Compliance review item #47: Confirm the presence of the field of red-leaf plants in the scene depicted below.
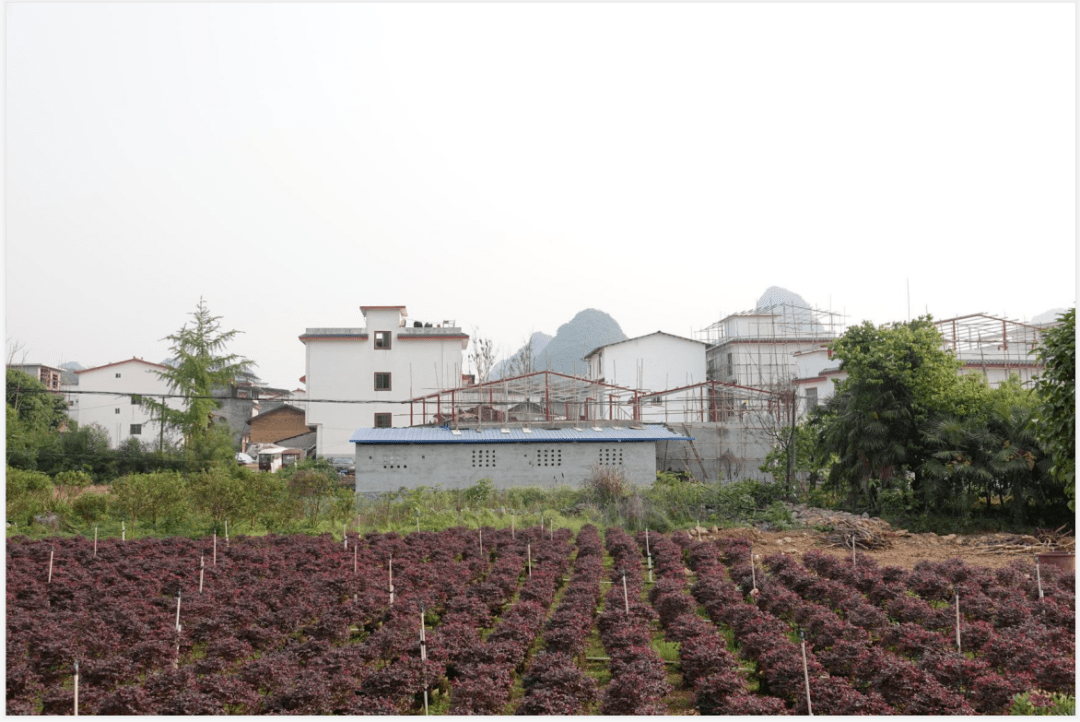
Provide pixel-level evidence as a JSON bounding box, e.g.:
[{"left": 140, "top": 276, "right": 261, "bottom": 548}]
[{"left": 6, "top": 524, "right": 1075, "bottom": 715}]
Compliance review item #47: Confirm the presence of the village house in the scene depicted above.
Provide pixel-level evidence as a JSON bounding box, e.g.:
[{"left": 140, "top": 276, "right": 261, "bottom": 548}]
[
  {"left": 350, "top": 423, "right": 692, "bottom": 492},
  {"left": 301, "top": 305, "right": 469, "bottom": 457},
  {"left": 62, "top": 357, "right": 185, "bottom": 449}
]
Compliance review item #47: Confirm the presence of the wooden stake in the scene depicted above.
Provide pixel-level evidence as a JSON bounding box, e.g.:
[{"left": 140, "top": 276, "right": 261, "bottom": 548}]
[
  {"left": 954, "top": 590, "right": 961, "bottom": 652},
  {"left": 47, "top": 547, "right": 54, "bottom": 584},
  {"left": 647, "top": 555, "right": 653, "bottom": 584},
  {"left": 479, "top": 526, "right": 484, "bottom": 556},
  {"left": 93, "top": 527, "right": 97, "bottom": 558},
  {"left": 799, "top": 631, "right": 813, "bottom": 716},
  {"left": 344, "top": 524, "right": 348, "bottom": 550},
  {"left": 645, "top": 527, "right": 651, "bottom": 557},
  {"left": 388, "top": 555, "right": 395, "bottom": 605},
  {"left": 1035, "top": 557, "right": 1044, "bottom": 599},
  {"left": 73, "top": 661, "right": 79, "bottom": 716},
  {"left": 353, "top": 544, "right": 358, "bottom": 575},
  {"left": 225, "top": 520, "right": 229, "bottom": 546},
  {"left": 750, "top": 548, "right": 757, "bottom": 592},
  {"left": 175, "top": 590, "right": 182, "bottom": 630},
  {"left": 527, "top": 543, "right": 532, "bottom": 577},
  {"left": 199, "top": 555, "right": 205, "bottom": 594},
  {"left": 213, "top": 534, "right": 217, "bottom": 566},
  {"left": 121, "top": 520, "right": 125, "bottom": 542},
  {"left": 622, "top": 569, "right": 630, "bottom": 614},
  {"left": 419, "top": 606, "right": 429, "bottom": 715}
]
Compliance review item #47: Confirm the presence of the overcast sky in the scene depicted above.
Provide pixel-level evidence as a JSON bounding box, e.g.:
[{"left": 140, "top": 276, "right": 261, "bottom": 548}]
[{"left": 6, "top": 2, "right": 1075, "bottom": 390}]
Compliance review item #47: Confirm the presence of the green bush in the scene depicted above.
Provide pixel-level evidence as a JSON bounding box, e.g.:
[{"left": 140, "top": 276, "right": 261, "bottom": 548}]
[
  {"left": 712, "top": 479, "right": 786, "bottom": 520},
  {"left": 110, "top": 471, "right": 189, "bottom": 528},
  {"left": 583, "top": 464, "right": 626, "bottom": 504},
  {"left": 1009, "top": 691, "right": 1075, "bottom": 716},
  {"left": 72, "top": 492, "right": 109, "bottom": 524},
  {"left": 6, "top": 466, "right": 55, "bottom": 525}
]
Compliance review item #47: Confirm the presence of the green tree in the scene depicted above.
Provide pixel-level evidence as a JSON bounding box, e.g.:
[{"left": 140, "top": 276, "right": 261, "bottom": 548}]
[
  {"left": 813, "top": 316, "right": 977, "bottom": 512},
  {"left": 110, "top": 471, "right": 189, "bottom": 528},
  {"left": 6, "top": 369, "right": 68, "bottom": 470},
  {"left": 188, "top": 464, "right": 256, "bottom": 529},
  {"left": 279, "top": 459, "right": 341, "bottom": 528},
  {"left": 141, "top": 299, "right": 252, "bottom": 464},
  {"left": 1034, "top": 308, "right": 1075, "bottom": 511}
]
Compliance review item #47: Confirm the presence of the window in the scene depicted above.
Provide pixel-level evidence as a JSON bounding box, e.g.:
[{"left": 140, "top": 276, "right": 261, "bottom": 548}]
[
  {"left": 472, "top": 449, "right": 496, "bottom": 468},
  {"left": 115, "top": 408, "right": 121, "bottom": 414},
  {"left": 537, "top": 449, "right": 562, "bottom": 467},
  {"left": 130, "top": 424, "right": 142, "bottom": 435},
  {"left": 374, "top": 413, "right": 392, "bottom": 428},
  {"left": 374, "top": 331, "right": 392, "bottom": 349},
  {"left": 598, "top": 447, "right": 624, "bottom": 466},
  {"left": 805, "top": 387, "right": 818, "bottom": 409},
  {"left": 115, "top": 372, "right": 122, "bottom": 378},
  {"left": 374, "top": 372, "right": 392, "bottom": 391}
]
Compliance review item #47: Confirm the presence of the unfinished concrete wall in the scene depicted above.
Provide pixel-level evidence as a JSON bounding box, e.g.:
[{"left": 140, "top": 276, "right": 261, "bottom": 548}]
[{"left": 656, "top": 422, "right": 774, "bottom": 483}]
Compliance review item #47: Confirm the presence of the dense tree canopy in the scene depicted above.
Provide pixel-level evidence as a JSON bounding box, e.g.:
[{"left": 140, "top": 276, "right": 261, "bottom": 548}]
[
  {"left": 1034, "top": 308, "right": 1075, "bottom": 511},
  {"left": 811, "top": 316, "right": 1066, "bottom": 524}
]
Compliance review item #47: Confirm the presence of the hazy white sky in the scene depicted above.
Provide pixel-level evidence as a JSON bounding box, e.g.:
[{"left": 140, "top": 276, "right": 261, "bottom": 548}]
[{"left": 5, "top": 2, "right": 1076, "bottom": 390}]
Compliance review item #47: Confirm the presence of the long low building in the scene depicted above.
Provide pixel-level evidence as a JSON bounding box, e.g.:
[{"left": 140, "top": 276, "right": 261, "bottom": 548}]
[{"left": 350, "top": 424, "right": 693, "bottom": 492}]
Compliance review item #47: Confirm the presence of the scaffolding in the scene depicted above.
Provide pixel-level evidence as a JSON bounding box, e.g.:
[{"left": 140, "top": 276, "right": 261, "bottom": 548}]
[
  {"left": 407, "top": 371, "right": 645, "bottom": 427},
  {"left": 934, "top": 313, "right": 1048, "bottom": 387},
  {"left": 696, "top": 302, "right": 845, "bottom": 389}
]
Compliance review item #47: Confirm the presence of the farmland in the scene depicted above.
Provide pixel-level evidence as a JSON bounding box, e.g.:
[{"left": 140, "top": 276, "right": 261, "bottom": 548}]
[{"left": 6, "top": 526, "right": 1075, "bottom": 715}]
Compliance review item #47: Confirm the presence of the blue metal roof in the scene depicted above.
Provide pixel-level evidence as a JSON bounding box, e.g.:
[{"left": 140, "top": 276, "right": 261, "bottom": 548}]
[{"left": 350, "top": 425, "right": 693, "bottom": 445}]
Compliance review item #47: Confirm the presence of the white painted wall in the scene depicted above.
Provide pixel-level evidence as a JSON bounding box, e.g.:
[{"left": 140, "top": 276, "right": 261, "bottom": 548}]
[
  {"left": 303, "top": 307, "right": 466, "bottom": 456},
  {"left": 589, "top": 333, "right": 706, "bottom": 392},
  {"left": 64, "top": 359, "right": 184, "bottom": 449}
]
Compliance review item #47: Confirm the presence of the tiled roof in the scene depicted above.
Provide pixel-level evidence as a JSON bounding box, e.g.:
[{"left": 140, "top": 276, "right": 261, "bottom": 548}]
[{"left": 350, "top": 424, "right": 693, "bottom": 445}]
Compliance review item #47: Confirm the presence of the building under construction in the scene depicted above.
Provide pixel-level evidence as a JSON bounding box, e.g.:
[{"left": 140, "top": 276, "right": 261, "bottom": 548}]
[{"left": 934, "top": 313, "right": 1049, "bottom": 388}]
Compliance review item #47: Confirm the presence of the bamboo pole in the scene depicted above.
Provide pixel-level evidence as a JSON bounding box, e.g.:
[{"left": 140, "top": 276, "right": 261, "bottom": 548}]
[
  {"left": 622, "top": 569, "right": 630, "bottom": 614},
  {"left": 93, "top": 527, "right": 97, "bottom": 558},
  {"left": 527, "top": 543, "right": 532, "bottom": 577},
  {"left": 213, "top": 534, "right": 217, "bottom": 566},
  {"left": 121, "top": 520, "right": 125, "bottom": 542},
  {"left": 47, "top": 547, "right": 54, "bottom": 584},
  {"left": 73, "top": 661, "right": 79, "bottom": 716},
  {"left": 1035, "top": 557, "right": 1044, "bottom": 599},
  {"left": 954, "top": 590, "right": 961, "bottom": 652},
  {"left": 799, "top": 630, "right": 813, "bottom": 716},
  {"left": 388, "top": 554, "right": 395, "bottom": 605}
]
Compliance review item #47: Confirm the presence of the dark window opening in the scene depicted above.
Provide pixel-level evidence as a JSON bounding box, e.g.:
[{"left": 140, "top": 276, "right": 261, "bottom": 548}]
[
  {"left": 374, "top": 331, "right": 392, "bottom": 349},
  {"left": 374, "top": 372, "right": 392, "bottom": 391}
]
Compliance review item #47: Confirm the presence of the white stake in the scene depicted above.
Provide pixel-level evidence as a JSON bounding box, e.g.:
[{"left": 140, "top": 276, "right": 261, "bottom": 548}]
[
  {"left": 47, "top": 547, "right": 54, "bottom": 584},
  {"left": 622, "top": 569, "right": 630, "bottom": 614},
  {"left": 122, "top": 520, "right": 126, "bottom": 542},
  {"left": 93, "top": 527, "right": 97, "bottom": 558},
  {"left": 417, "top": 510, "right": 420, "bottom": 534},
  {"left": 800, "top": 632, "right": 813, "bottom": 716},
  {"left": 199, "top": 555, "right": 205, "bottom": 594},
  {"left": 750, "top": 548, "right": 757, "bottom": 592},
  {"left": 213, "top": 534, "right": 217, "bottom": 566},
  {"left": 225, "top": 520, "right": 229, "bottom": 546},
  {"left": 388, "top": 555, "right": 394, "bottom": 605},
  {"left": 175, "top": 590, "right": 182, "bottom": 630},
  {"left": 73, "top": 661, "right": 79, "bottom": 716},
  {"left": 479, "top": 527, "right": 484, "bottom": 556},
  {"left": 420, "top": 606, "right": 429, "bottom": 715},
  {"left": 353, "top": 544, "right": 358, "bottom": 575},
  {"left": 851, "top": 535, "right": 856, "bottom": 567},
  {"left": 645, "top": 527, "right": 651, "bottom": 557},
  {"left": 954, "top": 590, "right": 961, "bottom": 652},
  {"left": 344, "top": 524, "right": 348, "bottom": 550},
  {"left": 1035, "top": 558, "right": 1044, "bottom": 599},
  {"left": 527, "top": 543, "right": 532, "bottom": 577},
  {"left": 647, "top": 554, "right": 653, "bottom": 584},
  {"left": 511, "top": 512, "right": 515, "bottom": 539}
]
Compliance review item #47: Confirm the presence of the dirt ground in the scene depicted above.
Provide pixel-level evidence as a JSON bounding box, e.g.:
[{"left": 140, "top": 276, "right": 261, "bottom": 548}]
[{"left": 684, "top": 526, "right": 1074, "bottom": 571}]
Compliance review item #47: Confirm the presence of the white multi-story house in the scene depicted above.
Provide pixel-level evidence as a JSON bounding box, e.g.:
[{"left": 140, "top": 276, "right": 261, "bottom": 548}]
[
  {"left": 63, "top": 357, "right": 185, "bottom": 449},
  {"left": 584, "top": 331, "right": 708, "bottom": 424},
  {"left": 300, "top": 305, "right": 469, "bottom": 457}
]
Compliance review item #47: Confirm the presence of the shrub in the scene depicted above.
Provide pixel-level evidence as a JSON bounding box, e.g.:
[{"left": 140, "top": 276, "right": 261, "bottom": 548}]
[
  {"left": 72, "top": 491, "right": 109, "bottom": 523},
  {"left": 583, "top": 464, "right": 626, "bottom": 503},
  {"left": 1008, "top": 690, "right": 1076, "bottom": 716}
]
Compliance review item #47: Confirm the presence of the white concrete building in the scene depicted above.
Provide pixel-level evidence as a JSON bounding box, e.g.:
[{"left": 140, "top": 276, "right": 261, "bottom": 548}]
[
  {"left": 301, "top": 305, "right": 468, "bottom": 457},
  {"left": 350, "top": 424, "right": 692, "bottom": 492},
  {"left": 585, "top": 331, "right": 707, "bottom": 390},
  {"left": 63, "top": 357, "right": 185, "bottom": 449}
]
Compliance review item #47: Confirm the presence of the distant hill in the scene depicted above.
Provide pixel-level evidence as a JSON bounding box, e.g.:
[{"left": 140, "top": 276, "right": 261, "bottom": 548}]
[
  {"left": 491, "top": 332, "right": 553, "bottom": 379},
  {"left": 58, "top": 361, "right": 84, "bottom": 385},
  {"left": 494, "top": 309, "right": 626, "bottom": 378}
]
